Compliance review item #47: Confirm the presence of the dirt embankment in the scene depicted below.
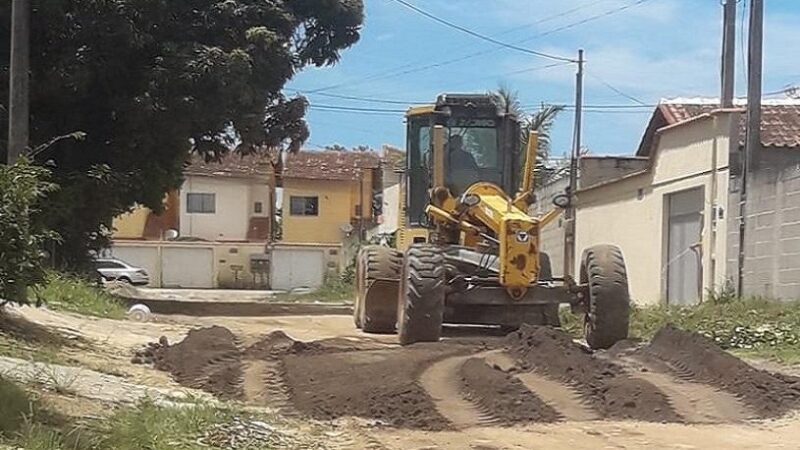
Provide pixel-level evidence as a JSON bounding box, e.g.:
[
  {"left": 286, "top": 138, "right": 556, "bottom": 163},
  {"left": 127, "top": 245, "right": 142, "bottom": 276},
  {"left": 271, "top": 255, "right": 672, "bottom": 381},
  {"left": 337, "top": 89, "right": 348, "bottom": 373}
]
[
  {"left": 146, "top": 322, "right": 800, "bottom": 430},
  {"left": 637, "top": 325, "right": 800, "bottom": 417},
  {"left": 153, "top": 326, "right": 243, "bottom": 400},
  {"left": 506, "top": 325, "right": 683, "bottom": 423}
]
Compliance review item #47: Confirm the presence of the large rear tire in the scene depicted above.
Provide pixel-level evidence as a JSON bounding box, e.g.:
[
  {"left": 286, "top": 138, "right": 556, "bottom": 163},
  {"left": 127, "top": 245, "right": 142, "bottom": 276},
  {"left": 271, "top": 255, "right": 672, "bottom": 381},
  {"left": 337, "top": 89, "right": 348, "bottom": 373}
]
[
  {"left": 580, "top": 245, "right": 630, "bottom": 350},
  {"left": 359, "top": 246, "right": 402, "bottom": 333},
  {"left": 397, "top": 244, "right": 446, "bottom": 345}
]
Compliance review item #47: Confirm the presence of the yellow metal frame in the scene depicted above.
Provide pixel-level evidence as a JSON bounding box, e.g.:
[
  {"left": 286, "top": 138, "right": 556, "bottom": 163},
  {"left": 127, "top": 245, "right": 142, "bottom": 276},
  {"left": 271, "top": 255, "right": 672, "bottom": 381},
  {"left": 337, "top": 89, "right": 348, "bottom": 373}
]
[{"left": 396, "top": 98, "right": 564, "bottom": 299}]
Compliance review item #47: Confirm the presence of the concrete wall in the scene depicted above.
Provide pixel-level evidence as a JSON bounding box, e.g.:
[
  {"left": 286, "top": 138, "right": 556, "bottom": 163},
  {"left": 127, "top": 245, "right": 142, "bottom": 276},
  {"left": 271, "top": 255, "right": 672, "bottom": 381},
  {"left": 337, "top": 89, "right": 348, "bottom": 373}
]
[
  {"left": 531, "top": 176, "right": 569, "bottom": 277},
  {"left": 109, "top": 240, "right": 270, "bottom": 288},
  {"left": 579, "top": 156, "right": 649, "bottom": 189},
  {"left": 575, "top": 113, "right": 735, "bottom": 305},
  {"left": 727, "top": 148, "right": 800, "bottom": 300},
  {"left": 379, "top": 183, "right": 401, "bottom": 234},
  {"left": 180, "top": 175, "right": 270, "bottom": 242}
]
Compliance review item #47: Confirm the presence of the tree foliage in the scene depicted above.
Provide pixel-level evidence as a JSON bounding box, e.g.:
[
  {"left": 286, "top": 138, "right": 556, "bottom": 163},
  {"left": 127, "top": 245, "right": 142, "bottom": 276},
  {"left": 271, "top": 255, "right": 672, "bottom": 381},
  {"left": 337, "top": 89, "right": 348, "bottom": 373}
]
[
  {"left": 0, "top": 159, "right": 58, "bottom": 304},
  {"left": 492, "top": 86, "right": 564, "bottom": 187},
  {"left": 0, "top": 0, "right": 364, "bottom": 266}
]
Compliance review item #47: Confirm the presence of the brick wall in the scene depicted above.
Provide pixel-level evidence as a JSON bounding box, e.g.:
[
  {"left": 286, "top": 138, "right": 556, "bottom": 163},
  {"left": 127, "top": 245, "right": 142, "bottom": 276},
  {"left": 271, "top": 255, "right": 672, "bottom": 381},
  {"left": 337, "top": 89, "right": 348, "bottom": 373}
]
[{"left": 728, "top": 147, "right": 800, "bottom": 299}]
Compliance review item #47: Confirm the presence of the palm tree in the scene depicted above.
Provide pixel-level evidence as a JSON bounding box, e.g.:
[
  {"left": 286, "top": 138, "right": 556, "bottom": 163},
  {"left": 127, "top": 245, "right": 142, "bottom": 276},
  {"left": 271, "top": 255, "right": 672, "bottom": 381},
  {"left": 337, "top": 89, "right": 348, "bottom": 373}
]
[{"left": 491, "top": 86, "right": 565, "bottom": 188}]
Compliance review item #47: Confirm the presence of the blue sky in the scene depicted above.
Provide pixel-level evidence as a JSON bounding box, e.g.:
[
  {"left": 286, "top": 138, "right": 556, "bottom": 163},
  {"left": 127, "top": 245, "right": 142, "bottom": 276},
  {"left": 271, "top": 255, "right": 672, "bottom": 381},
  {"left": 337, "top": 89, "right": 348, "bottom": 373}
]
[{"left": 285, "top": 0, "right": 800, "bottom": 158}]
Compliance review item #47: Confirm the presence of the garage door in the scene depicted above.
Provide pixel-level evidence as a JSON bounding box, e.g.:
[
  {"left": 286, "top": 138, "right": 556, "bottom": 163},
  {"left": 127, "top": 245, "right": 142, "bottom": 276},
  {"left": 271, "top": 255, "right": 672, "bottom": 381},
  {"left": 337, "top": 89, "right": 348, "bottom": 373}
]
[
  {"left": 270, "top": 248, "right": 325, "bottom": 291},
  {"left": 110, "top": 246, "right": 160, "bottom": 286},
  {"left": 162, "top": 247, "right": 214, "bottom": 288}
]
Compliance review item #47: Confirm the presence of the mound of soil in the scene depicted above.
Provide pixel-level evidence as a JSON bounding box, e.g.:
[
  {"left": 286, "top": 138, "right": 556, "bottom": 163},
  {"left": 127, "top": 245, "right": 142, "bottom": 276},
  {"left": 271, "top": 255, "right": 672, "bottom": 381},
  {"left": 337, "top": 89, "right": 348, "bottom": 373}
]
[
  {"left": 282, "top": 345, "right": 463, "bottom": 430},
  {"left": 639, "top": 325, "right": 800, "bottom": 417},
  {"left": 460, "top": 358, "right": 560, "bottom": 424},
  {"left": 244, "top": 330, "right": 323, "bottom": 360},
  {"left": 506, "top": 325, "right": 682, "bottom": 423},
  {"left": 153, "top": 326, "right": 243, "bottom": 400}
]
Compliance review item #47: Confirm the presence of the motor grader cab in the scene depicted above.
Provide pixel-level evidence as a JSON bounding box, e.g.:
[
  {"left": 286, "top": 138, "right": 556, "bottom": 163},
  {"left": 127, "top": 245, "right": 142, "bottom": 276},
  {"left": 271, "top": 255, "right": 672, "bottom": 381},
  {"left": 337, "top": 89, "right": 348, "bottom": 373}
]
[{"left": 354, "top": 94, "right": 631, "bottom": 349}]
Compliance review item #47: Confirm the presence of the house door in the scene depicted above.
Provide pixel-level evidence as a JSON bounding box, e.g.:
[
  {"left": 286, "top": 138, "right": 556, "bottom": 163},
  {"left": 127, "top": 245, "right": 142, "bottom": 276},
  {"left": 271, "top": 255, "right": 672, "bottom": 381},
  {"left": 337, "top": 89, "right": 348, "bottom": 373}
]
[{"left": 666, "top": 188, "right": 704, "bottom": 305}]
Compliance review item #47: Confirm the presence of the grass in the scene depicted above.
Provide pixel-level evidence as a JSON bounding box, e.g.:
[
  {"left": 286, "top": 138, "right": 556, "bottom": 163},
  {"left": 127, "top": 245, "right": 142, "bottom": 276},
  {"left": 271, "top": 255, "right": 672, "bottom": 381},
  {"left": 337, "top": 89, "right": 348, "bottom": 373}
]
[
  {"left": 33, "top": 272, "right": 127, "bottom": 320},
  {"left": 0, "top": 380, "right": 294, "bottom": 450},
  {"left": 560, "top": 297, "right": 800, "bottom": 363},
  {"left": 275, "top": 276, "right": 355, "bottom": 303}
]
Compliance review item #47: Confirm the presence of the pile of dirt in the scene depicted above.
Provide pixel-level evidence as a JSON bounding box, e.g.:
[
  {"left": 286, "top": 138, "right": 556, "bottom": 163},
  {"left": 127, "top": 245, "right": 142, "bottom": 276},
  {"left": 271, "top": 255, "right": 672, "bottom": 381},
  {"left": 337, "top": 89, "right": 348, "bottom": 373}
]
[
  {"left": 638, "top": 325, "right": 800, "bottom": 417},
  {"left": 459, "top": 357, "right": 560, "bottom": 424},
  {"left": 282, "top": 345, "right": 463, "bottom": 430},
  {"left": 153, "top": 326, "right": 243, "bottom": 400},
  {"left": 244, "top": 331, "right": 324, "bottom": 360},
  {"left": 506, "top": 325, "right": 682, "bottom": 423}
]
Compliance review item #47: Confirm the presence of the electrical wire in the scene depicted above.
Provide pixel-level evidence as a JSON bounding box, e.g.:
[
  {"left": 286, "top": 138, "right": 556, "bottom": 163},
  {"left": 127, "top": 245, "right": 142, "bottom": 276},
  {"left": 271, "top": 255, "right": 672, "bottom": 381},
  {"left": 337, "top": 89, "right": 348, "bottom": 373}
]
[
  {"left": 387, "top": 0, "right": 576, "bottom": 63},
  {"left": 587, "top": 72, "right": 648, "bottom": 106},
  {"left": 299, "top": 0, "right": 656, "bottom": 94}
]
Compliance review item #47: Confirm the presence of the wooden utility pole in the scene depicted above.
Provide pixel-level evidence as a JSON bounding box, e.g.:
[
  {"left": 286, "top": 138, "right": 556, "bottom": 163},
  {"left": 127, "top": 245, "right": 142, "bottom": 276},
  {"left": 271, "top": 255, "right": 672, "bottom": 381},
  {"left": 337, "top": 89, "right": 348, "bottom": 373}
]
[
  {"left": 737, "top": 0, "right": 764, "bottom": 296},
  {"left": 7, "top": 0, "right": 30, "bottom": 164},
  {"left": 721, "top": 0, "right": 736, "bottom": 107},
  {"left": 563, "top": 49, "right": 584, "bottom": 279}
]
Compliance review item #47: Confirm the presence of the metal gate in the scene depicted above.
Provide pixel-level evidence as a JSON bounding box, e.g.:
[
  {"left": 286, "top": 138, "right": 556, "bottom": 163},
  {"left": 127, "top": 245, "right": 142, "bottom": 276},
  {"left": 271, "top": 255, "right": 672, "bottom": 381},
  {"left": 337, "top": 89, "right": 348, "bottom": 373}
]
[
  {"left": 270, "top": 247, "right": 325, "bottom": 291},
  {"left": 665, "top": 188, "right": 704, "bottom": 305},
  {"left": 162, "top": 247, "right": 214, "bottom": 288}
]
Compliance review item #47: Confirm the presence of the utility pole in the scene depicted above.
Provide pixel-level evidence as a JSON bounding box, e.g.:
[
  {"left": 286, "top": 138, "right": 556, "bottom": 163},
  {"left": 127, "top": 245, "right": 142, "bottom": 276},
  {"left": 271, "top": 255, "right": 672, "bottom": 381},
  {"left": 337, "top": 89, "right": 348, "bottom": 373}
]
[
  {"left": 563, "top": 49, "right": 584, "bottom": 280},
  {"left": 737, "top": 0, "right": 764, "bottom": 296},
  {"left": 721, "top": 0, "right": 736, "bottom": 107},
  {"left": 7, "top": 0, "right": 30, "bottom": 164}
]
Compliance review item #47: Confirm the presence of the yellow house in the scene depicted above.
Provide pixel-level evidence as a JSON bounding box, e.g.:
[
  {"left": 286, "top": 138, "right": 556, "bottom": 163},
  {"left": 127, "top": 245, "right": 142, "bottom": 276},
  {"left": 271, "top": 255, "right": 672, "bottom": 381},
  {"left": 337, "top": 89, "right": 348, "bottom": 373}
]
[{"left": 280, "top": 151, "right": 381, "bottom": 245}]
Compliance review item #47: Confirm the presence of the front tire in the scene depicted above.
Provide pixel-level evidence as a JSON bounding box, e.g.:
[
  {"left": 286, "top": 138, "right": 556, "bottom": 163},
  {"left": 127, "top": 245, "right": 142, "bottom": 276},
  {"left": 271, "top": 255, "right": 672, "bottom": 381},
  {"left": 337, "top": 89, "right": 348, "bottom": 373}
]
[
  {"left": 360, "top": 246, "right": 402, "bottom": 333},
  {"left": 397, "top": 244, "right": 445, "bottom": 345},
  {"left": 581, "top": 245, "right": 630, "bottom": 350}
]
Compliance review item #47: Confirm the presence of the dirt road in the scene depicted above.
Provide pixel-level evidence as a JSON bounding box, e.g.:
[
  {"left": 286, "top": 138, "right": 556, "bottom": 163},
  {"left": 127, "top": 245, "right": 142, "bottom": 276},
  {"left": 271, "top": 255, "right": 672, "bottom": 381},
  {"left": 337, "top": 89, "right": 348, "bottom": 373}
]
[{"left": 15, "top": 306, "right": 800, "bottom": 449}]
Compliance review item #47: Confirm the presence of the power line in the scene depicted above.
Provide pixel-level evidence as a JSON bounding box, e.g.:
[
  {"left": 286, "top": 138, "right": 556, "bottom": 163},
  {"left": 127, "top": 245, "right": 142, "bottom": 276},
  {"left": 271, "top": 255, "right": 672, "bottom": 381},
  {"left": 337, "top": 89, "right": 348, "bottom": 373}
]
[
  {"left": 515, "top": 0, "right": 655, "bottom": 45},
  {"left": 587, "top": 72, "right": 648, "bottom": 106},
  {"left": 298, "top": 0, "right": 654, "bottom": 94},
  {"left": 387, "top": 0, "right": 576, "bottom": 63}
]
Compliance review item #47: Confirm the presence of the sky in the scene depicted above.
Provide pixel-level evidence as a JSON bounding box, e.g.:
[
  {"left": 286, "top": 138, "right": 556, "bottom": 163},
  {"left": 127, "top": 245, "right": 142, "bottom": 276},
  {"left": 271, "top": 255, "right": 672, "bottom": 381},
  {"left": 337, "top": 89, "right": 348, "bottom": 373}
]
[{"left": 285, "top": 0, "right": 800, "bottom": 159}]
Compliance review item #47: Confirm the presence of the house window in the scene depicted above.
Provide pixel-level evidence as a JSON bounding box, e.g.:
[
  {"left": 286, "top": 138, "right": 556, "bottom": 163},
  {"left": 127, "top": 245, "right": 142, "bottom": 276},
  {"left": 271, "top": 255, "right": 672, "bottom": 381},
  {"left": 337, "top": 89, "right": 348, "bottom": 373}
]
[
  {"left": 290, "top": 196, "right": 319, "bottom": 216},
  {"left": 254, "top": 202, "right": 263, "bottom": 214},
  {"left": 186, "top": 193, "right": 216, "bottom": 213}
]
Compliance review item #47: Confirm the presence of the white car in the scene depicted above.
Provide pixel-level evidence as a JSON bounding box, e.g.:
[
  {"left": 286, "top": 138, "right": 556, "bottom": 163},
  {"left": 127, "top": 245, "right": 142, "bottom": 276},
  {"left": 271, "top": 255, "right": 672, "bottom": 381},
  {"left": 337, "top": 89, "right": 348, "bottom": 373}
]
[{"left": 94, "top": 258, "right": 150, "bottom": 286}]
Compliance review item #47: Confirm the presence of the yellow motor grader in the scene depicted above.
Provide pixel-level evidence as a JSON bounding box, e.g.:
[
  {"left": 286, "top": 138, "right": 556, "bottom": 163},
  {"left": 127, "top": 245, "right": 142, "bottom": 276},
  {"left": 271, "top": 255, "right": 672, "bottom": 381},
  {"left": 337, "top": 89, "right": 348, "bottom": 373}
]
[{"left": 354, "top": 94, "right": 630, "bottom": 349}]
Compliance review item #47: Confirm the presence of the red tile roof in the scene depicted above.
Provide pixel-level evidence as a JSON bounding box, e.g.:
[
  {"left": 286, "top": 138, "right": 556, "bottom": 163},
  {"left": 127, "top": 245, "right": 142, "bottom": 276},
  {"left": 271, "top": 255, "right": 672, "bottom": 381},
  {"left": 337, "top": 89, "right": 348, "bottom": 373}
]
[
  {"left": 283, "top": 150, "right": 381, "bottom": 181},
  {"left": 638, "top": 99, "right": 800, "bottom": 155},
  {"left": 186, "top": 153, "right": 275, "bottom": 179}
]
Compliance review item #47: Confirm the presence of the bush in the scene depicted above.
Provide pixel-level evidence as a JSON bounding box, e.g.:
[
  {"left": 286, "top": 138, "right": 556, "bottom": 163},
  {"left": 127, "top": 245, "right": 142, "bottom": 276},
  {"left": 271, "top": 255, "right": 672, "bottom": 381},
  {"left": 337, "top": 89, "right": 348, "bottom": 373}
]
[
  {"left": 0, "top": 159, "right": 58, "bottom": 305},
  {"left": 34, "top": 272, "right": 127, "bottom": 320}
]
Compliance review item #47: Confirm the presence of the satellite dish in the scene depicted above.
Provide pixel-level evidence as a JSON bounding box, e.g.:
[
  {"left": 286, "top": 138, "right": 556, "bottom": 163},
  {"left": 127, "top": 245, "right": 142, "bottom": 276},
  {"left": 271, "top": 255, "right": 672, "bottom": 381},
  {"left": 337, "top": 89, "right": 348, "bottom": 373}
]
[
  {"left": 164, "top": 229, "right": 179, "bottom": 240},
  {"left": 340, "top": 223, "right": 354, "bottom": 235}
]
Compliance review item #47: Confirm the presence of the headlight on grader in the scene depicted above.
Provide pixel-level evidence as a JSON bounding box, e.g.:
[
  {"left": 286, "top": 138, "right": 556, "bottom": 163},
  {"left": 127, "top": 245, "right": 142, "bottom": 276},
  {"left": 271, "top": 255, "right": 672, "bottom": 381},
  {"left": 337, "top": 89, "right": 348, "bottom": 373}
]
[{"left": 461, "top": 193, "right": 481, "bottom": 207}]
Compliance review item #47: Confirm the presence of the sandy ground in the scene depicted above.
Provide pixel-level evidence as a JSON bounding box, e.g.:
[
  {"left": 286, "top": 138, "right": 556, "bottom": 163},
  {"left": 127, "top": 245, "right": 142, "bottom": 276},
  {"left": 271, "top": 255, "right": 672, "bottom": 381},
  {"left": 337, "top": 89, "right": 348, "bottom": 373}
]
[{"left": 9, "top": 305, "right": 800, "bottom": 449}]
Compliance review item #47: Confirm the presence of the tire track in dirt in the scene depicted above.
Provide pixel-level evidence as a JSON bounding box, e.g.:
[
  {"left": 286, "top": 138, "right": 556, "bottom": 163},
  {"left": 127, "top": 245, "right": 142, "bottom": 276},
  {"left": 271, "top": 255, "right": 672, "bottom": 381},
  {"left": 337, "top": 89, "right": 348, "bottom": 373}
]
[
  {"left": 617, "top": 354, "right": 754, "bottom": 423},
  {"left": 482, "top": 351, "right": 599, "bottom": 421},
  {"left": 419, "top": 355, "right": 496, "bottom": 428},
  {"left": 506, "top": 325, "right": 683, "bottom": 422},
  {"left": 633, "top": 325, "right": 800, "bottom": 418}
]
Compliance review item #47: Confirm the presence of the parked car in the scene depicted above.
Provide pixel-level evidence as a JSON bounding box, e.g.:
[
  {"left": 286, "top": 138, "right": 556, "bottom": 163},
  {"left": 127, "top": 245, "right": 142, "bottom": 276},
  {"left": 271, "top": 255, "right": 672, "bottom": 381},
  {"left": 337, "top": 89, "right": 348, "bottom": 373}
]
[{"left": 93, "top": 258, "right": 150, "bottom": 286}]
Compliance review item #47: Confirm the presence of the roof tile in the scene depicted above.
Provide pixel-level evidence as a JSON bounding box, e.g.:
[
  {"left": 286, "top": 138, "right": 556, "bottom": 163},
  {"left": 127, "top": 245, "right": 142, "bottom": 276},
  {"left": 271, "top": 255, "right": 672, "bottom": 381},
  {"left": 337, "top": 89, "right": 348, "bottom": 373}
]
[{"left": 283, "top": 150, "right": 380, "bottom": 181}]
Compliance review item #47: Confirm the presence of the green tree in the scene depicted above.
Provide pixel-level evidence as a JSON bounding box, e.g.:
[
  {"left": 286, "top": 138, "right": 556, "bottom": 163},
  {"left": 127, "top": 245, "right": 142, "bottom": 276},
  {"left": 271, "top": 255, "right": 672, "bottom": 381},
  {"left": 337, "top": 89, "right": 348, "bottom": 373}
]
[
  {"left": 0, "top": 159, "right": 58, "bottom": 304},
  {"left": 0, "top": 0, "right": 364, "bottom": 267},
  {"left": 492, "top": 86, "right": 564, "bottom": 187}
]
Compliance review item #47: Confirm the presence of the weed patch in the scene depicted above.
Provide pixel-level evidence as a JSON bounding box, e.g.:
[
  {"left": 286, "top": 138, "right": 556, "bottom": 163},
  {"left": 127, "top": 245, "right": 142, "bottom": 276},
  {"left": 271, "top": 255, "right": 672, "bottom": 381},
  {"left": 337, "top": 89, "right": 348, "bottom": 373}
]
[
  {"left": 560, "top": 298, "right": 800, "bottom": 363},
  {"left": 33, "top": 272, "right": 126, "bottom": 320}
]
